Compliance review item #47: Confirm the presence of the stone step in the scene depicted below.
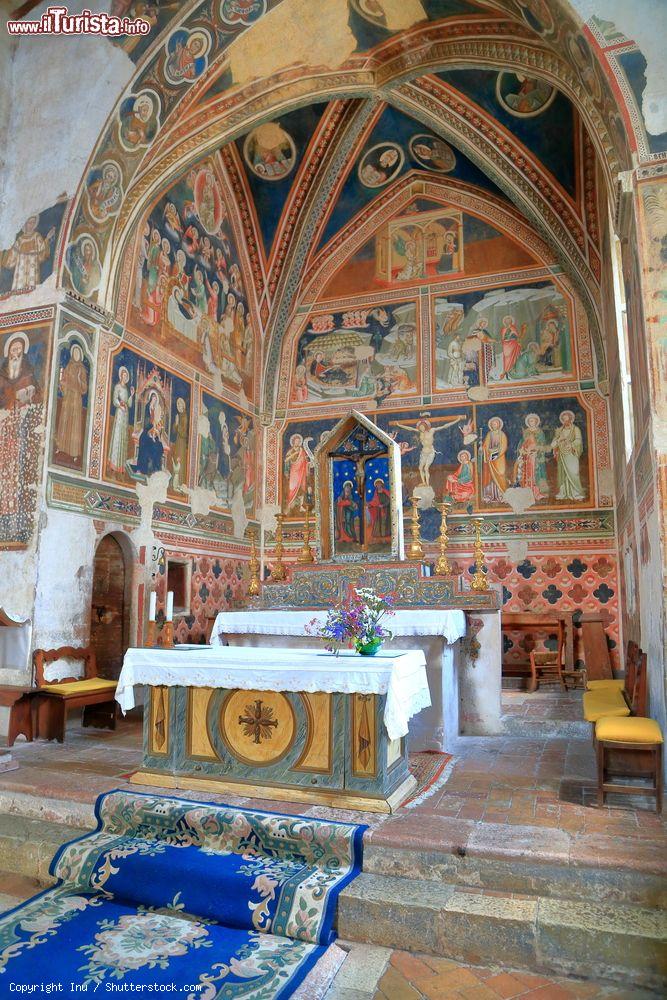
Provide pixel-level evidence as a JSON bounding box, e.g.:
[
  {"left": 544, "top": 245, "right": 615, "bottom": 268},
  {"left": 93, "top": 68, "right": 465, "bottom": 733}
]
[
  {"left": 362, "top": 839, "right": 666, "bottom": 909},
  {"left": 338, "top": 873, "right": 667, "bottom": 991},
  {"left": 0, "top": 813, "right": 88, "bottom": 884},
  {"left": 501, "top": 715, "right": 590, "bottom": 739}
]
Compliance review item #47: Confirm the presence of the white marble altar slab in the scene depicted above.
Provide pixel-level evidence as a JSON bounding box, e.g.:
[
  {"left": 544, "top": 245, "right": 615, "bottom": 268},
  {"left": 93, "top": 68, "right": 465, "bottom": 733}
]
[
  {"left": 117, "top": 645, "right": 430, "bottom": 741},
  {"left": 212, "top": 609, "right": 466, "bottom": 644}
]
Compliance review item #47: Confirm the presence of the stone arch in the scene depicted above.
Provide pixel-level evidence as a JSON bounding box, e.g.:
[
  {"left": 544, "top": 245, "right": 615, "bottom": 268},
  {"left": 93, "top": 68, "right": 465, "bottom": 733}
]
[{"left": 60, "top": 11, "right": 635, "bottom": 309}]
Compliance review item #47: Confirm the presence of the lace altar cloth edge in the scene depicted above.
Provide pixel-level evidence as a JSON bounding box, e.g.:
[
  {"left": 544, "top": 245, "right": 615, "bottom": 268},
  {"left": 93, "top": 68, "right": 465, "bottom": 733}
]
[
  {"left": 212, "top": 609, "right": 467, "bottom": 644},
  {"left": 118, "top": 646, "right": 430, "bottom": 741}
]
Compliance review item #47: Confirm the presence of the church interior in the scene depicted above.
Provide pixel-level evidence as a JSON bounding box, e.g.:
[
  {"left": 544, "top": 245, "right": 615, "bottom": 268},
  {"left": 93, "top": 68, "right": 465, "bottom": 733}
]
[{"left": 0, "top": 0, "right": 665, "bottom": 996}]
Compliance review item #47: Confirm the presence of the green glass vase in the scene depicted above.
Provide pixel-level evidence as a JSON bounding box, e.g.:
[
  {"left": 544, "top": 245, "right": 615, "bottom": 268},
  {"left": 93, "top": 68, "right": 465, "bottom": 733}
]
[{"left": 355, "top": 636, "right": 383, "bottom": 656}]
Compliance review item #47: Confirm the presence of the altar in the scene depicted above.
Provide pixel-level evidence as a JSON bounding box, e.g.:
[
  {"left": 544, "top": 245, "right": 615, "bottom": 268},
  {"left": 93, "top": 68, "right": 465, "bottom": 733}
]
[
  {"left": 218, "top": 563, "right": 503, "bottom": 752},
  {"left": 118, "top": 644, "right": 430, "bottom": 812}
]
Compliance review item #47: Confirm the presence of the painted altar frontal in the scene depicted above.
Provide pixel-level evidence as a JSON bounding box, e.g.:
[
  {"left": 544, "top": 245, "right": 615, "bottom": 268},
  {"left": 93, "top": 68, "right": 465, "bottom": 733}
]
[{"left": 119, "top": 645, "right": 430, "bottom": 813}]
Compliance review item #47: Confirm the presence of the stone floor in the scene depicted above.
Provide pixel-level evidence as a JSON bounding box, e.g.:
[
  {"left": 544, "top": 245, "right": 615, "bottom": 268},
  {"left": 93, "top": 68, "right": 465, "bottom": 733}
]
[
  {"left": 0, "top": 691, "right": 663, "bottom": 867},
  {"left": 368, "top": 949, "right": 656, "bottom": 1000},
  {"left": 0, "top": 690, "right": 663, "bottom": 995}
]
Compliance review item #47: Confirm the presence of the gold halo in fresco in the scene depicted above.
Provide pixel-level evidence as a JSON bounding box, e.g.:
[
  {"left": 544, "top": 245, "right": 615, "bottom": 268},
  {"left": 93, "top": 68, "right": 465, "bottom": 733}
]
[
  {"left": 243, "top": 122, "right": 297, "bottom": 181},
  {"left": 409, "top": 134, "right": 456, "bottom": 173},
  {"left": 358, "top": 142, "right": 404, "bottom": 188},
  {"left": 349, "top": 0, "right": 389, "bottom": 27},
  {"left": 495, "top": 72, "right": 556, "bottom": 118},
  {"left": 220, "top": 689, "right": 295, "bottom": 766}
]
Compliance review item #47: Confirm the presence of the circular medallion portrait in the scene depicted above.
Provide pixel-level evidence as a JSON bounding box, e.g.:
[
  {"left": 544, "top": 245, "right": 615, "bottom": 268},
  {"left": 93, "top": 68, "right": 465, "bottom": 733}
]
[
  {"left": 243, "top": 122, "right": 297, "bottom": 181},
  {"left": 517, "top": 0, "right": 555, "bottom": 36},
  {"left": 164, "top": 28, "right": 211, "bottom": 87},
  {"left": 409, "top": 134, "right": 456, "bottom": 173},
  {"left": 349, "top": 0, "right": 388, "bottom": 27},
  {"left": 358, "top": 142, "right": 404, "bottom": 188},
  {"left": 496, "top": 72, "right": 556, "bottom": 118}
]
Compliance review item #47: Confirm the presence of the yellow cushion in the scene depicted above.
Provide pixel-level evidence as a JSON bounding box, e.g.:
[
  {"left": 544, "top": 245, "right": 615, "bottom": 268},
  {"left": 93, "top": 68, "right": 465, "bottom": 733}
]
[
  {"left": 582, "top": 690, "right": 629, "bottom": 722},
  {"left": 596, "top": 716, "right": 663, "bottom": 745},
  {"left": 586, "top": 679, "right": 625, "bottom": 692},
  {"left": 40, "top": 678, "right": 117, "bottom": 697}
]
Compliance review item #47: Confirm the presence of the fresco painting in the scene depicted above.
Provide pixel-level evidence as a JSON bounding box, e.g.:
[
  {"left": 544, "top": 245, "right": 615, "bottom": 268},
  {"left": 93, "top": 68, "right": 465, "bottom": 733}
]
[
  {"left": 197, "top": 391, "right": 256, "bottom": 514},
  {"left": 0, "top": 323, "right": 51, "bottom": 548},
  {"left": 0, "top": 201, "right": 66, "bottom": 297},
  {"left": 128, "top": 159, "right": 254, "bottom": 398},
  {"left": 434, "top": 282, "right": 573, "bottom": 389},
  {"left": 243, "top": 122, "right": 297, "bottom": 181},
  {"left": 51, "top": 338, "right": 92, "bottom": 473},
  {"left": 376, "top": 206, "right": 463, "bottom": 282},
  {"left": 495, "top": 72, "right": 556, "bottom": 117},
  {"left": 105, "top": 348, "right": 192, "bottom": 496},
  {"left": 292, "top": 302, "right": 418, "bottom": 406},
  {"left": 322, "top": 204, "right": 533, "bottom": 298}
]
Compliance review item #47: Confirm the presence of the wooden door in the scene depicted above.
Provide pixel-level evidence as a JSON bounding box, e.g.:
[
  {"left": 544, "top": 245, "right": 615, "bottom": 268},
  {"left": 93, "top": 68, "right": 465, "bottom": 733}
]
[{"left": 90, "top": 535, "right": 127, "bottom": 680}]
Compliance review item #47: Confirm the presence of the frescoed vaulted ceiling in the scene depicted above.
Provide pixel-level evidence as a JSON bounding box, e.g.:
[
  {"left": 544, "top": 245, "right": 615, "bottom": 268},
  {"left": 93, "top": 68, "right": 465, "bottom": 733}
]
[{"left": 59, "top": 0, "right": 662, "bottom": 419}]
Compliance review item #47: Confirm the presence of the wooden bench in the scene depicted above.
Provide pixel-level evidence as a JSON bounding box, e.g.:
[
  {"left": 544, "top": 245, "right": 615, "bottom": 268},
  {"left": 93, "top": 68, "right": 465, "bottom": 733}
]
[
  {"left": 33, "top": 646, "right": 118, "bottom": 743},
  {"left": 0, "top": 686, "right": 37, "bottom": 746}
]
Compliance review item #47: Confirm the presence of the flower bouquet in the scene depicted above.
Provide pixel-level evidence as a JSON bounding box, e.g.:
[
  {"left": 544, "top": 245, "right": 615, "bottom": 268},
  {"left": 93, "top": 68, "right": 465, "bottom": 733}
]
[{"left": 306, "top": 587, "right": 395, "bottom": 655}]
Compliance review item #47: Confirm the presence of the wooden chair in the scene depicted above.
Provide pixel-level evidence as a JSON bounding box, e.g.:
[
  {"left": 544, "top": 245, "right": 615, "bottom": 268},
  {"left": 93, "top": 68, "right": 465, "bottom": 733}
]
[
  {"left": 529, "top": 650, "right": 565, "bottom": 693},
  {"left": 502, "top": 613, "right": 567, "bottom": 691},
  {"left": 595, "top": 652, "right": 663, "bottom": 813},
  {"left": 33, "top": 646, "right": 118, "bottom": 743}
]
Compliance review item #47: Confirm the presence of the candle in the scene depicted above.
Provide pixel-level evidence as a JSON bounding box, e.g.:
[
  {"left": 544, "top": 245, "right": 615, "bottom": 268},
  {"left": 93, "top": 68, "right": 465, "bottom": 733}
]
[
  {"left": 166, "top": 591, "right": 174, "bottom": 622},
  {"left": 148, "top": 592, "right": 157, "bottom": 622}
]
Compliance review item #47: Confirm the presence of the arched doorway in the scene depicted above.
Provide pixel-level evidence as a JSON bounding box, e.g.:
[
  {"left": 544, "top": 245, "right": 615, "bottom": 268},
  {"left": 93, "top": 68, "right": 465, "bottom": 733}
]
[{"left": 89, "top": 534, "right": 130, "bottom": 680}]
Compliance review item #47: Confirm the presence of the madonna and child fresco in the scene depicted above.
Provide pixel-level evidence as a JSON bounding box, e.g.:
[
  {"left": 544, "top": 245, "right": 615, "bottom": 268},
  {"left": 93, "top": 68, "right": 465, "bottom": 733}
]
[
  {"left": 105, "top": 348, "right": 191, "bottom": 496},
  {"left": 435, "top": 282, "right": 573, "bottom": 389},
  {"left": 292, "top": 303, "right": 418, "bottom": 407},
  {"left": 128, "top": 160, "right": 254, "bottom": 399}
]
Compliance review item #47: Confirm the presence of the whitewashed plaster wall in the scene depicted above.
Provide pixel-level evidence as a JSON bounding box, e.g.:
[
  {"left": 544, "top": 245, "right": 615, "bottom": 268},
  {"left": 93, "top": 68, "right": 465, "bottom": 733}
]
[
  {"left": 32, "top": 508, "right": 99, "bottom": 652},
  {"left": 0, "top": 1, "right": 132, "bottom": 246}
]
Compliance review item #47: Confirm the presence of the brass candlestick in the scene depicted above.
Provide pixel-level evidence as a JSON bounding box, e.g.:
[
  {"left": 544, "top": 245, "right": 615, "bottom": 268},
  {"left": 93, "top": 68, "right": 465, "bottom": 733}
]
[
  {"left": 270, "top": 512, "right": 288, "bottom": 581},
  {"left": 145, "top": 619, "right": 158, "bottom": 648},
  {"left": 407, "top": 493, "right": 424, "bottom": 561},
  {"left": 160, "top": 621, "right": 175, "bottom": 647},
  {"left": 434, "top": 499, "right": 453, "bottom": 576},
  {"left": 470, "top": 516, "right": 489, "bottom": 591},
  {"left": 298, "top": 505, "right": 315, "bottom": 564},
  {"left": 247, "top": 528, "right": 261, "bottom": 597}
]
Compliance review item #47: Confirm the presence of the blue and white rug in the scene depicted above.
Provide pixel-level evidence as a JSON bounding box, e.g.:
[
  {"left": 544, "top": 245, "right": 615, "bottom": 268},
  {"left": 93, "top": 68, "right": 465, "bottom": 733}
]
[{"left": 0, "top": 789, "right": 366, "bottom": 998}]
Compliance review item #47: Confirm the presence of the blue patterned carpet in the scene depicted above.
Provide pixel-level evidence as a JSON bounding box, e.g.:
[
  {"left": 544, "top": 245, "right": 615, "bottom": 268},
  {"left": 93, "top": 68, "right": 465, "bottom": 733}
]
[{"left": 0, "top": 789, "right": 366, "bottom": 997}]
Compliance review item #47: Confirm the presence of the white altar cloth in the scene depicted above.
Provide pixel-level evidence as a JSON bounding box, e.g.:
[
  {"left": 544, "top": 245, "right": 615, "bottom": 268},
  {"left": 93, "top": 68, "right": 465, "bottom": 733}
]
[
  {"left": 117, "top": 645, "right": 430, "bottom": 742},
  {"left": 212, "top": 609, "right": 466, "bottom": 644}
]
